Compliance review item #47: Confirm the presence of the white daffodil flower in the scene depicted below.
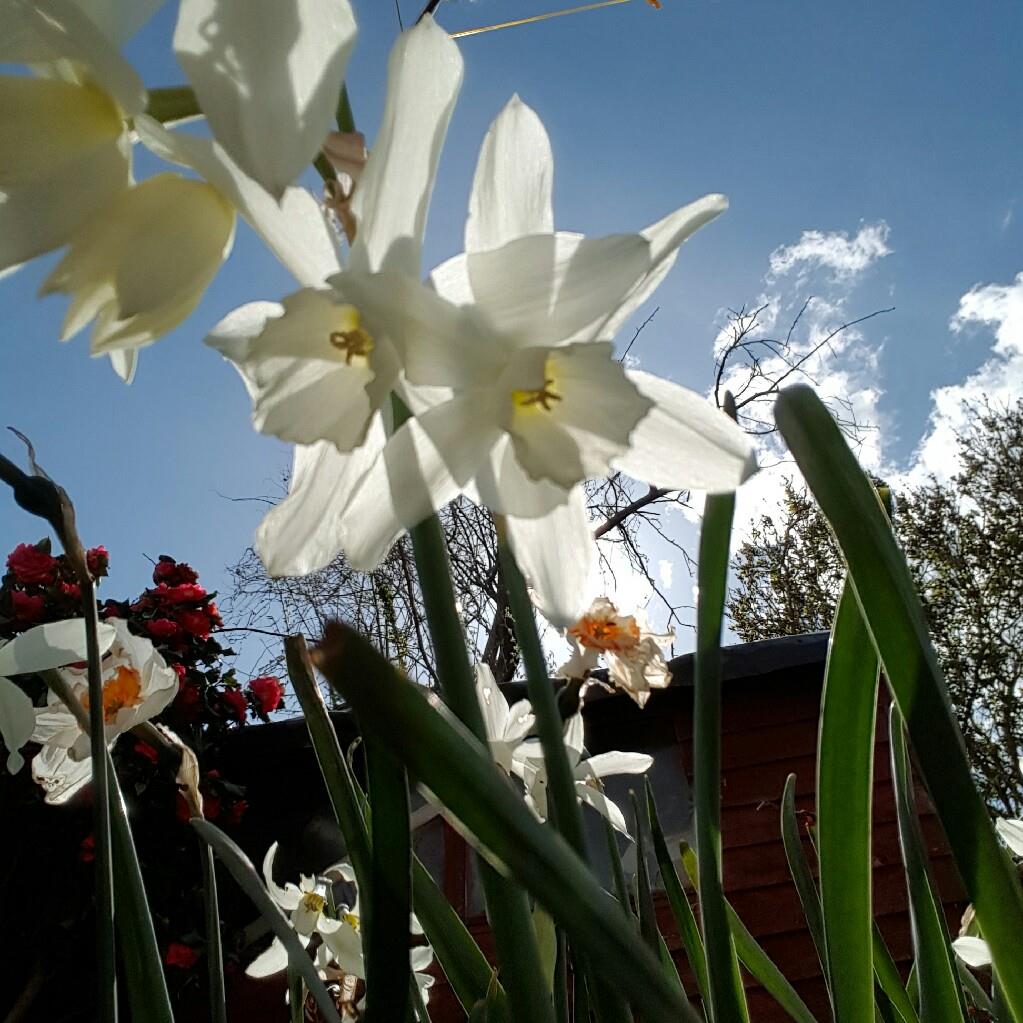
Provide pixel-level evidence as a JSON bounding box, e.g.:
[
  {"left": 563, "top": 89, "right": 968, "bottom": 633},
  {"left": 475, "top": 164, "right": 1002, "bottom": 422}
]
[
  {"left": 476, "top": 663, "right": 534, "bottom": 773},
  {"left": 0, "top": 0, "right": 143, "bottom": 276},
  {"left": 319, "top": 96, "right": 756, "bottom": 624},
  {"left": 559, "top": 597, "right": 672, "bottom": 708},
  {"left": 0, "top": 619, "right": 119, "bottom": 774},
  {"left": 249, "top": 841, "right": 434, "bottom": 1004},
  {"left": 205, "top": 15, "right": 463, "bottom": 578},
  {"left": 513, "top": 713, "right": 652, "bottom": 837},
  {"left": 174, "top": 0, "right": 357, "bottom": 199},
  {"left": 29, "top": 619, "right": 177, "bottom": 804}
]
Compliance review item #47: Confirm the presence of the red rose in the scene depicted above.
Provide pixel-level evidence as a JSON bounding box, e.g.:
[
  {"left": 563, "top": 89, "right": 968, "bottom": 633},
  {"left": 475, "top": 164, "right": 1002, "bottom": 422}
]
[
  {"left": 11, "top": 590, "right": 45, "bottom": 623},
  {"left": 249, "top": 676, "right": 284, "bottom": 715},
  {"left": 220, "top": 687, "right": 248, "bottom": 723},
  {"left": 153, "top": 557, "right": 199, "bottom": 586},
  {"left": 205, "top": 601, "right": 222, "bottom": 626},
  {"left": 100, "top": 600, "right": 123, "bottom": 619},
  {"left": 86, "top": 546, "right": 109, "bottom": 578},
  {"left": 172, "top": 662, "right": 187, "bottom": 680},
  {"left": 146, "top": 618, "right": 181, "bottom": 640},
  {"left": 157, "top": 582, "right": 207, "bottom": 605},
  {"left": 177, "top": 609, "right": 211, "bottom": 638},
  {"left": 165, "top": 942, "right": 200, "bottom": 969},
  {"left": 59, "top": 581, "right": 82, "bottom": 602},
  {"left": 7, "top": 543, "right": 58, "bottom": 585}
]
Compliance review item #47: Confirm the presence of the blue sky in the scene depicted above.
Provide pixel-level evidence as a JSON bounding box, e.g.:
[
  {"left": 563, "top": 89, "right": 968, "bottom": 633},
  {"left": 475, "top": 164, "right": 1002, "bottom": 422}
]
[{"left": 2, "top": 0, "right": 1021, "bottom": 666}]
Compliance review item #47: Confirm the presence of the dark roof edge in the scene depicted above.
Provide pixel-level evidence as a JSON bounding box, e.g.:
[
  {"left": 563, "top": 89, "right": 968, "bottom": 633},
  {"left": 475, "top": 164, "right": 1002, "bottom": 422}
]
[{"left": 665, "top": 631, "right": 831, "bottom": 688}]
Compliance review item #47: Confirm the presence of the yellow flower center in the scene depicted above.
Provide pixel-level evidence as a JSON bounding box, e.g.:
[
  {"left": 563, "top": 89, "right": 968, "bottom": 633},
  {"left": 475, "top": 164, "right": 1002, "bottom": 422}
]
[
  {"left": 82, "top": 666, "right": 143, "bottom": 723},
  {"left": 328, "top": 307, "right": 374, "bottom": 365},
  {"left": 568, "top": 614, "right": 641, "bottom": 654},
  {"left": 343, "top": 911, "right": 360, "bottom": 932},
  {"left": 512, "top": 378, "right": 562, "bottom": 412},
  {"left": 301, "top": 892, "right": 326, "bottom": 914}
]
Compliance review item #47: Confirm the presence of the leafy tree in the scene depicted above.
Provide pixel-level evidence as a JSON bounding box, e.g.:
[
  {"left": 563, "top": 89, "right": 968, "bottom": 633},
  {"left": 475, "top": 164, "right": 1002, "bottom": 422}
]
[{"left": 727, "top": 399, "right": 1023, "bottom": 814}]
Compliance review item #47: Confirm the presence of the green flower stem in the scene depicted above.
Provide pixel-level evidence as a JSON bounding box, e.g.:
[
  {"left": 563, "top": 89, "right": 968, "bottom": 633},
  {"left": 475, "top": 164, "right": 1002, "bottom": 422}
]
[
  {"left": 408, "top": 508, "right": 554, "bottom": 1023},
  {"left": 495, "top": 534, "right": 587, "bottom": 859},
  {"left": 693, "top": 490, "right": 750, "bottom": 1023},
  {"left": 336, "top": 84, "right": 356, "bottom": 134},
  {"left": 201, "top": 842, "right": 228, "bottom": 1023},
  {"left": 143, "top": 86, "right": 202, "bottom": 125}
]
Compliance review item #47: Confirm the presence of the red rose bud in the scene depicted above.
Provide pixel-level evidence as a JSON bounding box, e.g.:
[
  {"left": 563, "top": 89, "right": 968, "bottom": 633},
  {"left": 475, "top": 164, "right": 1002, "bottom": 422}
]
[
  {"left": 11, "top": 590, "right": 45, "bottom": 623},
  {"left": 86, "top": 546, "right": 109, "bottom": 578},
  {"left": 177, "top": 609, "right": 211, "bottom": 638},
  {"left": 100, "top": 600, "right": 123, "bottom": 619},
  {"left": 165, "top": 942, "right": 200, "bottom": 969},
  {"left": 220, "top": 687, "right": 248, "bottom": 723},
  {"left": 249, "top": 676, "right": 284, "bottom": 715},
  {"left": 7, "top": 543, "right": 58, "bottom": 585},
  {"left": 146, "top": 618, "right": 181, "bottom": 640}
]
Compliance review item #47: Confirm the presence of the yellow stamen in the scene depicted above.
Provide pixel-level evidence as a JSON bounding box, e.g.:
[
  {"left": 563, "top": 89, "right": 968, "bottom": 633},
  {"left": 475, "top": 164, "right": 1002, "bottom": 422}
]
[
  {"left": 569, "top": 614, "right": 641, "bottom": 653},
  {"left": 329, "top": 308, "right": 374, "bottom": 364},
  {"left": 301, "top": 892, "right": 326, "bottom": 914},
  {"left": 512, "top": 378, "right": 562, "bottom": 412},
  {"left": 343, "top": 912, "right": 361, "bottom": 932},
  {"left": 82, "top": 666, "right": 143, "bottom": 723}
]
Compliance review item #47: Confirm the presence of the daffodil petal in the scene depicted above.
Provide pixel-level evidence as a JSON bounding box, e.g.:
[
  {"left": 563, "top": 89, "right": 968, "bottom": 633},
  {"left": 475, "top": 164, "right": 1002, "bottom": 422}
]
[
  {"left": 245, "top": 937, "right": 290, "bottom": 978},
  {"left": 261, "top": 842, "right": 302, "bottom": 911},
  {"left": 0, "top": 134, "right": 128, "bottom": 273},
  {"left": 951, "top": 935, "right": 992, "bottom": 968},
  {"left": 471, "top": 437, "right": 572, "bottom": 519},
  {"left": 107, "top": 348, "right": 137, "bottom": 384},
  {"left": 134, "top": 116, "right": 341, "bottom": 287},
  {"left": 255, "top": 428, "right": 383, "bottom": 578},
  {"left": 174, "top": 0, "right": 356, "bottom": 198},
  {"left": 322, "top": 920, "right": 365, "bottom": 979},
  {"left": 20, "top": 0, "right": 146, "bottom": 115},
  {"left": 504, "top": 486, "right": 595, "bottom": 628},
  {"left": 613, "top": 370, "right": 758, "bottom": 493},
  {"left": 466, "top": 232, "right": 650, "bottom": 347},
  {"left": 31, "top": 743, "right": 94, "bottom": 805},
  {"left": 0, "top": 619, "right": 115, "bottom": 676},
  {"left": 349, "top": 15, "right": 462, "bottom": 277},
  {"left": 339, "top": 400, "right": 497, "bottom": 571},
  {"left": 466, "top": 93, "right": 553, "bottom": 254},
  {"left": 576, "top": 784, "right": 630, "bottom": 836},
  {"left": 0, "top": 677, "right": 35, "bottom": 774},
  {"left": 475, "top": 663, "right": 508, "bottom": 739},
  {"left": 996, "top": 817, "right": 1023, "bottom": 857},
  {"left": 581, "top": 751, "right": 654, "bottom": 779},
  {"left": 1, "top": 0, "right": 165, "bottom": 61},
  {"left": 586, "top": 193, "right": 729, "bottom": 344}
]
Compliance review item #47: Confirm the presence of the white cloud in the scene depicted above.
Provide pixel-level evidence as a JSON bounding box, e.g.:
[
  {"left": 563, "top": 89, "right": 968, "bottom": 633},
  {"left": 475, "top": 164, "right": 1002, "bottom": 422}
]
[
  {"left": 658, "top": 559, "right": 673, "bottom": 589},
  {"left": 767, "top": 221, "right": 891, "bottom": 285},
  {"left": 908, "top": 272, "right": 1023, "bottom": 482}
]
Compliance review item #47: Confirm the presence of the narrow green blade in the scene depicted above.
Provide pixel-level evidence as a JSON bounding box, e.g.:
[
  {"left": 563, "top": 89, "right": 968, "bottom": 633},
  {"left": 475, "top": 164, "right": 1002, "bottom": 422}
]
[
  {"left": 646, "top": 781, "right": 709, "bottom": 1013},
  {"left": 774, "top": 384, "right": 1023, "bottom": 1018},
  {"left": 693, "top": 490, "right": 751, "bottom": 1023},
  {"left": 192, "top": 819, "right": 343, "bottom": 1023},
  {"left": 200, "top": 841, "right": 228, "bottom": 1023},
  {"left": 889, "top": 709, "right": 967, "bottom": 1023},
  {"left": 816, "top": 584, "right": 879, "bottom": 1023},
  {"left": 871, "top": 924, "right": 918, "bottom": 1023},
  {"left": 108, "top": 755, "right": 174, "bottom": 1023},
  {"left": 314, "top": 623, "right": 700, "bottom": 1023},
  {"left": 364, "top": 735, "right": 412, "bottom": 1022},
  {"left": 682, "top": 845, "right": 817, "bottom": 1023},
  {"left": 779, "top": 773, "right": 828, "bottom": 986}
]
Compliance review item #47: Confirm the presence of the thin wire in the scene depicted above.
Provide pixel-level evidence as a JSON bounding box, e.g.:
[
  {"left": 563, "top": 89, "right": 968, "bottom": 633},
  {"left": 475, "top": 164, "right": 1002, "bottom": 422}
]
[
  {"left": 394, "top": 0, "right": 404, "bottom": 30},
  {"left": 452, "top": 0, "right": 634, "bottom": 39}
]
